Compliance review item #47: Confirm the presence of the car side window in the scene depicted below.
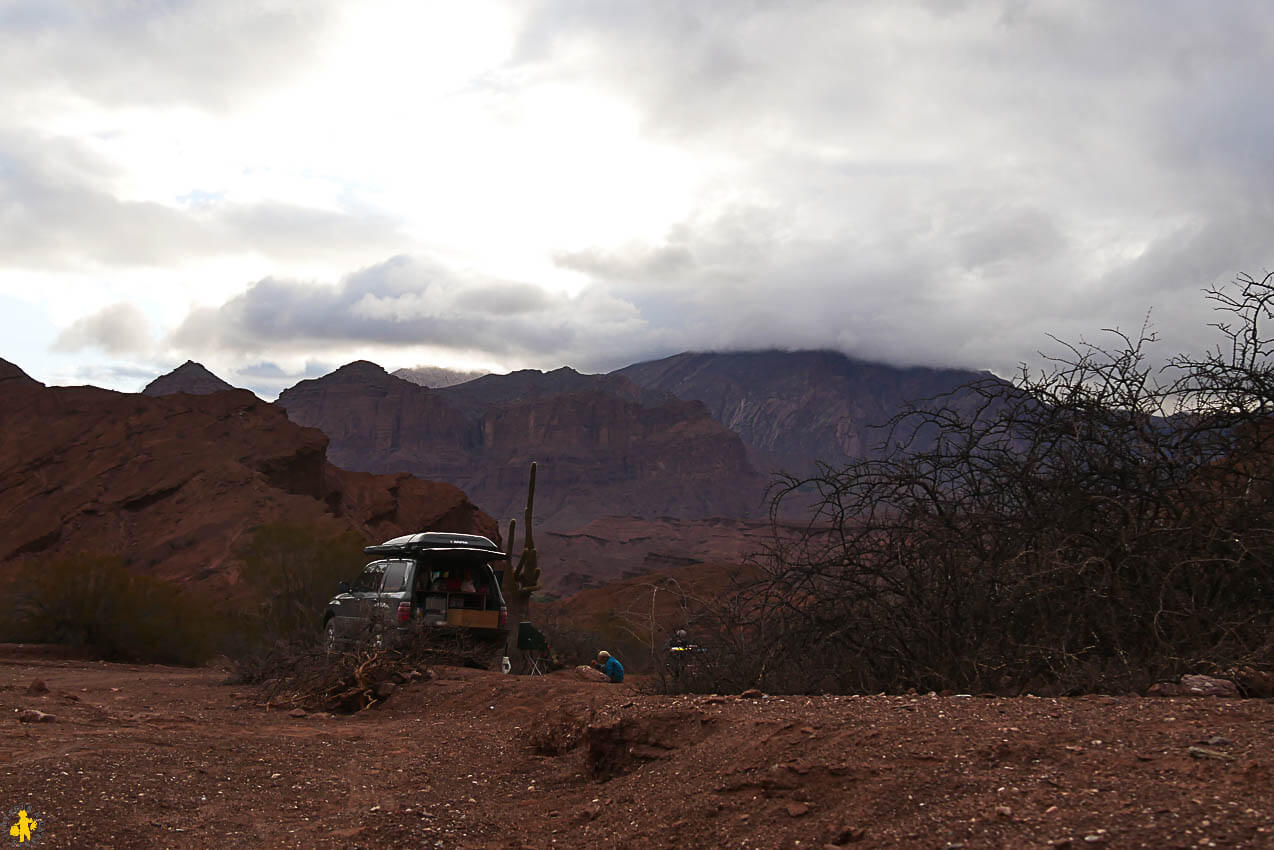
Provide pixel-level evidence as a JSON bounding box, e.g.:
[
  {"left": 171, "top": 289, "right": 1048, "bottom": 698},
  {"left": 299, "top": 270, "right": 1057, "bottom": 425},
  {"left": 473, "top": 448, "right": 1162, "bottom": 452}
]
[
  {"left": 381, "top": 560, "right": 409, "bottom": 593},
  {"left": 352, "top": 563, "right": 384, "bottom": 593}
]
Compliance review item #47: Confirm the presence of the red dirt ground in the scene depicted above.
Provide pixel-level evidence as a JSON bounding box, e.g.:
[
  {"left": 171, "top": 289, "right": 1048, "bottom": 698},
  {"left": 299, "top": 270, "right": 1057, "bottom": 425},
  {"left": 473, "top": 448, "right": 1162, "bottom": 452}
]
[{"left": 2, "top": 646, "right": 1273, "bottom": 849}]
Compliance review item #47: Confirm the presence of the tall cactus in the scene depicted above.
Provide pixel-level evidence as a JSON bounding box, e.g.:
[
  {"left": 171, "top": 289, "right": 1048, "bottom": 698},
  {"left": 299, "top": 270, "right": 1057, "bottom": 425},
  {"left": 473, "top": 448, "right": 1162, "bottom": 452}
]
[{"left": 514, "top": 461, "right": 541, "bottom": 593}]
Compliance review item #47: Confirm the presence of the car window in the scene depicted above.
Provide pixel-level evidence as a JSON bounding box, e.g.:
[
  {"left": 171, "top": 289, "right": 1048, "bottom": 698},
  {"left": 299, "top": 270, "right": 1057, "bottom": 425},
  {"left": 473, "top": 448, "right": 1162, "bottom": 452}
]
[
  {"left": 381, "top": 560, "right": 410, "bottom": 593},
  {"left": 352, "top": 563, "right": 384, "bottom": 593}
]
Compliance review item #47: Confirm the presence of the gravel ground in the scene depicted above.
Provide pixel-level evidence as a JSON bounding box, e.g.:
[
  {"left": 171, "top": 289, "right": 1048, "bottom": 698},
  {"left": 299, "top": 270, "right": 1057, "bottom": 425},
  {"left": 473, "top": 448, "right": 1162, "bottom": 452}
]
[{"left": 2, "top": 647, "right": 1272, "bottom": 849}]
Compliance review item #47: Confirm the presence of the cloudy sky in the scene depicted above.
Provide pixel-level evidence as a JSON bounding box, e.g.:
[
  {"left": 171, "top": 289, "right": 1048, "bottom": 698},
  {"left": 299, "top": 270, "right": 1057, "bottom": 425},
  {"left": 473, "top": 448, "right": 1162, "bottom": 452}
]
[{"left": 2, "top": 0, "right": 1271, "bottom": 397}]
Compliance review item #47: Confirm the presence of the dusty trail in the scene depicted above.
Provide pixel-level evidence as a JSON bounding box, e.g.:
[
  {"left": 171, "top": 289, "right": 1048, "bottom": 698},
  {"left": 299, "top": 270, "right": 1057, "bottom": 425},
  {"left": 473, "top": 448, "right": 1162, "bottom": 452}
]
[{"left": 1, "top": 647, "right": 1272, "bottom": 849}]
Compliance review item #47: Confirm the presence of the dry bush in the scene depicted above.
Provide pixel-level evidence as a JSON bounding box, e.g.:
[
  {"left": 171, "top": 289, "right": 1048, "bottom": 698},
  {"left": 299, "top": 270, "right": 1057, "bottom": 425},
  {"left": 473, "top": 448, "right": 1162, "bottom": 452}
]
[
  {"left": 699, "top": 276, "right": 1274, "bottom": 696},
  {"left": 4, "top": 554, "right": 233, "bottom": 665}
]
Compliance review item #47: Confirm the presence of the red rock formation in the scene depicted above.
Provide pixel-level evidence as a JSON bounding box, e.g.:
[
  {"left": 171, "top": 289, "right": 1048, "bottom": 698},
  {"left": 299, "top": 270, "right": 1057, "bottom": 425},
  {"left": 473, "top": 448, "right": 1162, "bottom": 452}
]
[
  {"left": 277, "top": 362, "right": 764, "bottom": 528},
  {"left": 0, "top": 358, "right": 496, "bottom": 593},
  {"left": 142, "top": 360, "right": 238, "bottom": 396}
]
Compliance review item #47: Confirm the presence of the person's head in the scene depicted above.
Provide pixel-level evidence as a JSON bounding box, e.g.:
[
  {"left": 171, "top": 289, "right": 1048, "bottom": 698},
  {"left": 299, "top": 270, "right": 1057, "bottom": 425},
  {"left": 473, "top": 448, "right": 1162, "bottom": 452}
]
[
  {"left": 597, "top": 650, "right": 610, "bottom": 662},
  {"left": 676, "top": 629, "right": 687, "bottom": 638}
]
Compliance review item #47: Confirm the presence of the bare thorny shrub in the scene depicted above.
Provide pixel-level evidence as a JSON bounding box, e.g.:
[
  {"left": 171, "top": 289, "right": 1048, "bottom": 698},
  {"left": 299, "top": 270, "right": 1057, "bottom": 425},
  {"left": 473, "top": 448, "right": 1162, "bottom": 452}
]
[{"left": 688, "top": 274, "right": 1274, "bottom": 696}]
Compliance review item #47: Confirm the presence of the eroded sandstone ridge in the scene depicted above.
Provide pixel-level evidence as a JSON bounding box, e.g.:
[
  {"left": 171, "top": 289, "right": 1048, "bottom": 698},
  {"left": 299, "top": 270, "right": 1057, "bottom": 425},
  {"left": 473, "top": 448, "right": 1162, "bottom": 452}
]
[
  {"left": 0, "top": 358, "right": 495, "bottom": 590},
  {"left": 277, "top": 362, "right": 765, "bottom": 528}
]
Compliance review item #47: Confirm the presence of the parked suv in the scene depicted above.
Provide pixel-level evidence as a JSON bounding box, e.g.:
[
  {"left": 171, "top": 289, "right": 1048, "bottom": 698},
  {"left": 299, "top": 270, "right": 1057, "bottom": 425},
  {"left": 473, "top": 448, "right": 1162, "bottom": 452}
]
[{"left": 323, "top": 532, "right": 509, "bottom": 650}]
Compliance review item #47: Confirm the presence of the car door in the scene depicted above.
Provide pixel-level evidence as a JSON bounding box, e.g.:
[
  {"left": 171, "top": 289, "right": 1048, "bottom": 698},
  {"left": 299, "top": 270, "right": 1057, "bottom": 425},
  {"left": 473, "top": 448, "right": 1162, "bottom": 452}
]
[
  {"left": 373, "top": 559, "right": 412, "bottom": 633},
  {"left": 341, "top": 561, "right": 385, "bottom": 641}
]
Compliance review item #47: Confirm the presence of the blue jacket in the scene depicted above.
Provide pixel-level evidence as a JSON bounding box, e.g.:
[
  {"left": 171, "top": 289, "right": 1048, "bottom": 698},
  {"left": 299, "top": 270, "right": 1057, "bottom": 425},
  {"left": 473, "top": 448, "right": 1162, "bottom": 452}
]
[{"left": 601, "top": 656, "right": 624, "bottom": 682}]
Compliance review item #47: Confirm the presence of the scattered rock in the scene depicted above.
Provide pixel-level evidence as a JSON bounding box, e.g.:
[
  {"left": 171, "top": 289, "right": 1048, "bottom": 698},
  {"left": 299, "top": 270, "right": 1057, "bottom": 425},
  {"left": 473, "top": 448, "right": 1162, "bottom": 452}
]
[
  {"left": 571, "top": 665, "right": 610, "bottom": 683},
  {"left": 1150, "top": 674, "right": 1241, "bottom": 698},
  {"left": 17, "top": 709, "right": 56, "bottom": 723},
  {"left": 1204, "top": 735, "right": 1230, "bottom": 747},
  {"left": 1187, "top": 746, "right": 1234, "bottom": 761},
  {"left": 288, "top": 708, "right": 307, "bottom": 718},
  {"left": 786, "top": 802, "right": 810, "bottom": 817},
  {"left": 1181, "top": 674, "right": 1240, "bottom": 698},
  {"left": 740, "top": 688, "right": 764, "bottom": 699},
  {"left": 995, "top": 805, "right": 1013, "bottom": 819},
  {"left": 1233, "top": 666, "right": 1274, "bottom": 698},
  {"left": 26, "top": 679, "right": 48, "bottom": 695},
  {"left": 827, "top": 825, "right": 866, "bottom": 844}
]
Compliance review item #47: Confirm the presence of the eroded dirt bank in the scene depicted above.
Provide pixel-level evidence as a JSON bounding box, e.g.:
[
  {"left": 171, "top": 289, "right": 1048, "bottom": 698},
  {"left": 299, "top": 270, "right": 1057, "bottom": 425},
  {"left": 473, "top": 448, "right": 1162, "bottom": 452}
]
[{"left": 2, "top": 647, "right": 1272, "bottom": 849}]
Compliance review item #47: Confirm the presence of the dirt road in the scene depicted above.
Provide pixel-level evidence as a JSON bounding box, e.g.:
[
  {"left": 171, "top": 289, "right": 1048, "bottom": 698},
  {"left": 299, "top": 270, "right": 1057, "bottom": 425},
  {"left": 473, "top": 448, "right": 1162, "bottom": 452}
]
[{"left": 2, "top": 646, "right": 1272, "bottom": 849}]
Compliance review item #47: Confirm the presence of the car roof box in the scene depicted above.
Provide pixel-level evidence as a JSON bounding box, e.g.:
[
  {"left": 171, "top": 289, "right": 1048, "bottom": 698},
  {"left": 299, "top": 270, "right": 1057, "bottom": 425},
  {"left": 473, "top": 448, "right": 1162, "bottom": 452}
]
[{"left": 363, "top": 531, "right": 506, "bottom": 559}]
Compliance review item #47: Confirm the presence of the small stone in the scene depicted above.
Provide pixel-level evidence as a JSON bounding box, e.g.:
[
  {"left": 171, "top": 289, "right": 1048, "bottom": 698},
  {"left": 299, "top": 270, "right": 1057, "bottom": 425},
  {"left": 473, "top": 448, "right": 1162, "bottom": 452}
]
[
  {"left": 786, "top": 802, "right": 810, "bottom": 817},
  {"left": 288, "top": 708, "right": 307, "bottom": 718},
  {"left": 1083, "top": 835, "right": 1105, "bottom": 844},
  {"left": 26, "top": 679, "right": 49, "bottom": 695},
  {"left": 1180, "top": 674, "right": 1240, "bottom": 698},
  {"left": 373, "top": 681, "right": 397, "bottom": 700},
  {"left": 995, "top": 805, "right": 1013, "bottom": 819},
  {"left": 1205, "top": 735, "right": 1231, "bottom": 747},
  {"left": 1188, "top": 746, "right": 1234, "bottom": 761},
  {"left": 740, "top": 688, "right": 764, "bottom": 699},
  {"left": 17, "top": 709, "right": 56, "bottom": 723},
  {"left": 827, "top": 826, "right": 867, "bottom": 844}
]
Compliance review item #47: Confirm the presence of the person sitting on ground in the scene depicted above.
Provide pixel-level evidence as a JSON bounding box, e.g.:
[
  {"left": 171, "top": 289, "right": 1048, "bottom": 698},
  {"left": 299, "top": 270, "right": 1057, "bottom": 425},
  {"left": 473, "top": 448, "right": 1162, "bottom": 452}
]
[{"left": 591, "top": 650, "right": 624, "bottom": 683}]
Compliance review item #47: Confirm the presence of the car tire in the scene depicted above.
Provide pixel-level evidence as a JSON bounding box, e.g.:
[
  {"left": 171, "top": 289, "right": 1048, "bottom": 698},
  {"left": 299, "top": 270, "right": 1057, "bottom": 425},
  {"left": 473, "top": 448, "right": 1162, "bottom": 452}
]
[{"left": 324, "top": 617, "right": 339, "bottom": 654}]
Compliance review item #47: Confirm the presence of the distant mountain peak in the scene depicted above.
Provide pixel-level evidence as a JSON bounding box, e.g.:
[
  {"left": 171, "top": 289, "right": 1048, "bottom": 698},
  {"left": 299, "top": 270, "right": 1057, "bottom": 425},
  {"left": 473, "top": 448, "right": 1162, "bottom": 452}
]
[
  {"left": 0, "top": 358, "right": 41, "bottom": 387},
  {"left": 142, "top": 361, "right": 235, "bottom": 396}
]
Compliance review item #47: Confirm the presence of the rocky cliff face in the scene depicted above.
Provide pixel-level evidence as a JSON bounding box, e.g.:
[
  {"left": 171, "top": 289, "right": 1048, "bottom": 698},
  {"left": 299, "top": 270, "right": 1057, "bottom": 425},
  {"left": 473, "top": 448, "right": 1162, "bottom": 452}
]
[
  {"left": 616, "top": 350, "right": 1004, "bottom": 475},
  {"left": 276, "top": 363, "right": 765, "bottom": 528},
  {"left": 142, "top": 360, "right": 238, "bottom": 396},
  {"left": 0, "top": 358, "right": 496, "bottom": 592}
]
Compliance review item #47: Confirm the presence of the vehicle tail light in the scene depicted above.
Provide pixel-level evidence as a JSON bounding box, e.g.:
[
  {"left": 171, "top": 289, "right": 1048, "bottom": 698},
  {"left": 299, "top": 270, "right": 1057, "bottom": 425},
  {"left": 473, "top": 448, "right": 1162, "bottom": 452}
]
[
  {"left": 397, "top": 601, "right": 411, "bottom": 623},
  {"left": 498, "top": 604, "right": 508, "bottom": 629}
]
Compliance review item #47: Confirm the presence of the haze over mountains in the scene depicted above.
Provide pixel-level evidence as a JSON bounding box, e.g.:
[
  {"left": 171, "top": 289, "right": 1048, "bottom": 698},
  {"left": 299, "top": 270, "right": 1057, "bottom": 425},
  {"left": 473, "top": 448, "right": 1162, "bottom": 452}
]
[{"left": 138, "top": 348, "right": 1000, "bottom": 529}]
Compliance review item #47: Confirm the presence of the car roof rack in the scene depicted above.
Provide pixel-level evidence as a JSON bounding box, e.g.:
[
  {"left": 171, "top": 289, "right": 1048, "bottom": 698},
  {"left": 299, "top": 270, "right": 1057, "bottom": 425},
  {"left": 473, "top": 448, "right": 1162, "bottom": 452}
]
[{"left": 363, "top": 531, "right": 507, "bottom": 559}]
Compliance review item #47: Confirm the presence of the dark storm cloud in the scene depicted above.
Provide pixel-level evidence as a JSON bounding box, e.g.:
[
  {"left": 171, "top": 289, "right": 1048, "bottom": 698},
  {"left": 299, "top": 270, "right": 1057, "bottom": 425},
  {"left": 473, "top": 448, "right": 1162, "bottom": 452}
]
[
  {"left": 169, "top": 255, "right": 652, "bottom": 367},
  {"left": 509, "top": 0, "right": 1274, "bottom": 374}
]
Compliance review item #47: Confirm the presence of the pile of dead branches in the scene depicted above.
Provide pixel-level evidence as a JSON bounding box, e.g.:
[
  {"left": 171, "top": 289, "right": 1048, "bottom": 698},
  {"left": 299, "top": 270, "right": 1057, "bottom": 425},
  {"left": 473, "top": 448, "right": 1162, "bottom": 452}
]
[{"left": 257, "top": 646, "right": 431, "bottom": 714}]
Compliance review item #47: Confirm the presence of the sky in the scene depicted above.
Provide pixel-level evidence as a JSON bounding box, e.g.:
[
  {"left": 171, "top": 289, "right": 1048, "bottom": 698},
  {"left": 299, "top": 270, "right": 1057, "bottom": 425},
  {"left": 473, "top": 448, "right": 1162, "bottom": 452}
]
[{"left": 2, "top": 0, "right": 1272, "bottom": 398}]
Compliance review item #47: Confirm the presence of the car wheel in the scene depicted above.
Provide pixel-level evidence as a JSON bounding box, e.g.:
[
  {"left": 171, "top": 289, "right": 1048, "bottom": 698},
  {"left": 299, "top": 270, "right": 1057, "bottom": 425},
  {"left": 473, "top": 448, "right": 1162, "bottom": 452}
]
[{"left": 324, "top": 618, "right": 339, "bottom": 654}]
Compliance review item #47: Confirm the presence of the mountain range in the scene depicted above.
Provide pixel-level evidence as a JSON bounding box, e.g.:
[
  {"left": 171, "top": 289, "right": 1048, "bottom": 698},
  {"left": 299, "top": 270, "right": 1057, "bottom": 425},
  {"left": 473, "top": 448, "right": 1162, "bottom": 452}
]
[
  {"left": 7, "top": 349, "right": 1003, "bottom": 596},
  {"left": 0, "top": 358, "right": 496, "bottom": 593}
]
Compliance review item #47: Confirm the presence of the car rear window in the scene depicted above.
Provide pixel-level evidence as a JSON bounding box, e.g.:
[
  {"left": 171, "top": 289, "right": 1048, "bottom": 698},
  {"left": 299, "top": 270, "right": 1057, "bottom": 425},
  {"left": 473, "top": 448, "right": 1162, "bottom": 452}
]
[{"left": 381, "top": 560, "right": 410, "bottom": 593}]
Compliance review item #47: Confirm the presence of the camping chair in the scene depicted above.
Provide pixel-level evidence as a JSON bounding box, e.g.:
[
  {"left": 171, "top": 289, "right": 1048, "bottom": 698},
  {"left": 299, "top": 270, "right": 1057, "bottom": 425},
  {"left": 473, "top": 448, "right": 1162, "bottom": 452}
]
[{"left": 516, "top": 621, "right": 551, "bottom": 676}]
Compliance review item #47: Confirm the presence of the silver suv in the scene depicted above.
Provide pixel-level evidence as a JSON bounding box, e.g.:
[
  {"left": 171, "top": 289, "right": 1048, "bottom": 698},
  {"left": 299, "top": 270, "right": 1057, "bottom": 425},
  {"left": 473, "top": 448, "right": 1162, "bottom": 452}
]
[{"left": 323, "top": 532, "right": 509, "bottom": 650}]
